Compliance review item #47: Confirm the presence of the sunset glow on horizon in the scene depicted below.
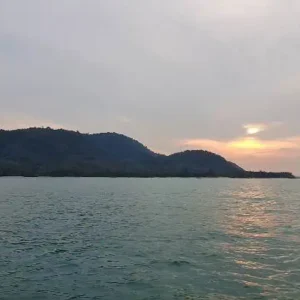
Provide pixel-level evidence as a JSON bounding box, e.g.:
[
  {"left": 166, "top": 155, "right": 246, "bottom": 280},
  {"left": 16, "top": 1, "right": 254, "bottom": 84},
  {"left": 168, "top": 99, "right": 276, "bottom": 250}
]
[
  {"left": 182, "top": 135, "right": 300, "bottom": 155},
  {"left": 180, "top": 122, "right": 300, "bottom": 172},
  {"left": 229, "top": 137, "right": 265, "bottom": 150}
]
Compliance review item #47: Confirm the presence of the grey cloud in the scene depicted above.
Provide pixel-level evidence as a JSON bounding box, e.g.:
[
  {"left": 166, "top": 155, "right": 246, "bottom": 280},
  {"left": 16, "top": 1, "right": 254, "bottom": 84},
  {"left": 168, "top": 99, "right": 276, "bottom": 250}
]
[{"left": 1, "top": 1, "right": 300, "bottom": 172}]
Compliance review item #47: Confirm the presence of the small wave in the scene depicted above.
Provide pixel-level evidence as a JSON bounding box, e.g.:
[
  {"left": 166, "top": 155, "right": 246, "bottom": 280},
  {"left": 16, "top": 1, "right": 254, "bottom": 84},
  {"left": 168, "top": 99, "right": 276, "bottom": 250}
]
[
  {"left": 170, "top": 260, "right": 191, "bottom": 266},
  {"left": 52, "top": 248, "right": 68, "bottom": 254},
  {"left": 149, "top": 259, "right": 192, "bottom": 267},
  {"left": 283, "top": 256, "right": 300, "bottom": 264},
  {"left": 66, "top": 295, "right": 85, "bottom": 300}
]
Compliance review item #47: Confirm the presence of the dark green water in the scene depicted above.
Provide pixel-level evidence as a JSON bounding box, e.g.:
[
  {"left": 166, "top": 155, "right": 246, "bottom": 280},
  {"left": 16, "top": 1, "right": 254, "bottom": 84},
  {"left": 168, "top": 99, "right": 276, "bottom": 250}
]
[{"left": 1, "top": 178, "right": 300, "bottom": 299}]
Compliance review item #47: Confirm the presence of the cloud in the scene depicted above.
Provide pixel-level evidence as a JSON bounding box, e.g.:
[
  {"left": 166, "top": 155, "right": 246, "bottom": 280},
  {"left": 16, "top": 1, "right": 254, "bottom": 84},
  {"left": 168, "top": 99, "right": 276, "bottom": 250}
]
[
  {"left": 117, "top": 116, "right": 132, "bottom": 124},
  {"left": 182, "top": 136, "right": 300, "bottom": 156},
  {"left": 180, "top": 136, "right": 300, "bottom": 172},
  {"left": 195, "top": 0, "right": 272, "bottom": 19},
  {"left": 243, "top": 122, "right": 282, "bottom": 135},
  {"left": 1, "top": 1, "right": 300, "bottom": 173}
]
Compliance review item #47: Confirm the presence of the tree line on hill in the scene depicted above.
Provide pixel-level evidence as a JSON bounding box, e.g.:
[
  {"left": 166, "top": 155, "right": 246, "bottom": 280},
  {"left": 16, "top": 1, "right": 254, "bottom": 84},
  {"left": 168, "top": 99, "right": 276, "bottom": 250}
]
[{"left": 0, "top": 128, "right": 295, "bottom": 178}]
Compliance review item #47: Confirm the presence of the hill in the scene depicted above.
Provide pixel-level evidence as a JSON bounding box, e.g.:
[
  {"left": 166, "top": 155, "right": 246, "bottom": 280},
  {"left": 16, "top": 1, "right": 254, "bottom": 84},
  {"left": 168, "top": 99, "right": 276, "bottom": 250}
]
[{"left": 0, "top": 128, "right": 295, "bottom": 178}]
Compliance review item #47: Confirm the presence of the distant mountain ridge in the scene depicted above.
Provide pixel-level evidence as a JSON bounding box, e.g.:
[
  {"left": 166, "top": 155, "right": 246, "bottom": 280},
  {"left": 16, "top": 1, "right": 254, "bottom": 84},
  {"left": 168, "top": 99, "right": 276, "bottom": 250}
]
[{"left": 0, "top": 128, "right": 295, "bottom": 178}]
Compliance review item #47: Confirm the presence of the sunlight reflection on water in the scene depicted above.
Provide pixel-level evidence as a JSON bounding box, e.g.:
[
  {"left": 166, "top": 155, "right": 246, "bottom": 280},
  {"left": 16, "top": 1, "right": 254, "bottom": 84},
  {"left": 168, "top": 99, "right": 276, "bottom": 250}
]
[{"left": 218, "top": 180, "right": 300, "bottom": 298}]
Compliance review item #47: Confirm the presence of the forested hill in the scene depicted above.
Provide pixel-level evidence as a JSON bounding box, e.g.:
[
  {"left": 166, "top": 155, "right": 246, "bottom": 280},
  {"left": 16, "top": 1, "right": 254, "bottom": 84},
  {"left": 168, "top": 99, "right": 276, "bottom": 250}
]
[{"left": 0, "top": 128, "right": 295, "bottom": 178}]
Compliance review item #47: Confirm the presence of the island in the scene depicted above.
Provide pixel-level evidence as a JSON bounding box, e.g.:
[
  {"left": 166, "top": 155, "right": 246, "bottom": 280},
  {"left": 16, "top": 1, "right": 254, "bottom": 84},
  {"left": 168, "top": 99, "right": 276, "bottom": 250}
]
[{"left": 0, "top": 128, "right": 295, "bottom": 178}]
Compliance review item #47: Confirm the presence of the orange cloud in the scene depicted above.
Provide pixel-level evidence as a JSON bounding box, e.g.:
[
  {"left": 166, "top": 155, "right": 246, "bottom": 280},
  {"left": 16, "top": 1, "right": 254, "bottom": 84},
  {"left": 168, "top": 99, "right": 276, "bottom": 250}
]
[
  {"left": 181, "top": 136, "right": 300, "bottom": 159},
  {"left": 180, "top": 136, "right": 300, "bottom": 172},
  {"left": 230, "top": 137, "right": 300, "bottom": 153}
]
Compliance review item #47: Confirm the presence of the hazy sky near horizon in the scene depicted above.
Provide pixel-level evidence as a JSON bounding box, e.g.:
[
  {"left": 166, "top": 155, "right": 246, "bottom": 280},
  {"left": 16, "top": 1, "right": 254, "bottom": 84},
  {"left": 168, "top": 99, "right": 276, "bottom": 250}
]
[{"left": 1, "top": 1, "right": 300, "bottom": 173}]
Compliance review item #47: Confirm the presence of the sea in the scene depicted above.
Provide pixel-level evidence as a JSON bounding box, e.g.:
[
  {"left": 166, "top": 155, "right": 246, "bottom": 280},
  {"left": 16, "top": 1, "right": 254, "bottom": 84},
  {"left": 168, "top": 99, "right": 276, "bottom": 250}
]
[{"left": 1, "top": 178, "right": 300, "bottom": 300}]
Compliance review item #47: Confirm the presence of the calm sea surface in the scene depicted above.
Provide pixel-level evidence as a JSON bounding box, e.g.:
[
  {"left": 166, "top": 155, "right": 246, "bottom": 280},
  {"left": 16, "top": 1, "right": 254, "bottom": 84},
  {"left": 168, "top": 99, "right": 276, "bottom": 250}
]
[{"left": 1, "top": 178, "right": 300, "bottom": 300}]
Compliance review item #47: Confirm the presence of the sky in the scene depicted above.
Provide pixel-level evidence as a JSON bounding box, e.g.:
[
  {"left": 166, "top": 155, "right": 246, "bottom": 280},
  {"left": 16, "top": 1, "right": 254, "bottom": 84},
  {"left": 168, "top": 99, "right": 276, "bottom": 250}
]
[{"left": 0, "top": 0, "right": 300, "bottom": 174}]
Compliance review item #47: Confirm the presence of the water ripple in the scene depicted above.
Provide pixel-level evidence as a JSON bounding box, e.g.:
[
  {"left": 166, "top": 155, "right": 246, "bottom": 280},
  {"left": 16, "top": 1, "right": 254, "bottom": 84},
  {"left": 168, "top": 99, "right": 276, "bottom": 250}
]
[{"left": 0, "top": 178, "right": 300, "bottom": 299}]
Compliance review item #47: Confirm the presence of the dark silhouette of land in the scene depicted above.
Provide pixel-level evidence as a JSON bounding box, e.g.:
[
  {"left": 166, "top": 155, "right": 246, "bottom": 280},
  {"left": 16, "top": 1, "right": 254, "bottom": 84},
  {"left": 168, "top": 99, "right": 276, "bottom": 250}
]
[{"left": 0, "top": 128, "right": 295, "bottom": 178}]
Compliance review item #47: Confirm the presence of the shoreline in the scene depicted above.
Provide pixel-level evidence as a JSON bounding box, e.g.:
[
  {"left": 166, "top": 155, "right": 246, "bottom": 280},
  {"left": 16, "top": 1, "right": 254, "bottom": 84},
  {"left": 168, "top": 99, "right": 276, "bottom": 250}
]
[{"left": 0, "top": 175, "right": 296, "bottom": 179}]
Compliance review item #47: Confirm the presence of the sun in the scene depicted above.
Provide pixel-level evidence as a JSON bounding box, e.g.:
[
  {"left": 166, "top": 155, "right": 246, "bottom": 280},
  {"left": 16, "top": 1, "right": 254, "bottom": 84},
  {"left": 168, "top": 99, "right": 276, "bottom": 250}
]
[
  {"left": 243, "top": 124, "right": 267, "bottom": 135},
  {"left": 246, "top": 127, "right": 261, "bottom": 135}
]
